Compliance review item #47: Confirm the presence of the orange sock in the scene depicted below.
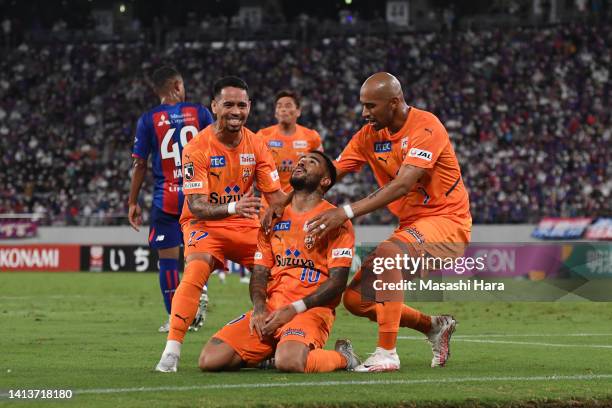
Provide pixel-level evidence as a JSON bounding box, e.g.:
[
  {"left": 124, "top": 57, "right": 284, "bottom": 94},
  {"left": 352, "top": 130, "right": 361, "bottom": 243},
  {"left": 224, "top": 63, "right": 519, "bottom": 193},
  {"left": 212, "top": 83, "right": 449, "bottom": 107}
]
[
  {"left": 304, "top": 349, "right": 347, "bottom": 373},
  {"left": 342, "top": 288, "right": 377, "bottom": 321},
  {"left": 168, "top": 259, "right": 212, "bottom": 342},
  {"left": 400, "top": 305, "right": 432, "bottom": 334},
  {"left": 376, "top": 301, "right": 402, "bottom": 350}
]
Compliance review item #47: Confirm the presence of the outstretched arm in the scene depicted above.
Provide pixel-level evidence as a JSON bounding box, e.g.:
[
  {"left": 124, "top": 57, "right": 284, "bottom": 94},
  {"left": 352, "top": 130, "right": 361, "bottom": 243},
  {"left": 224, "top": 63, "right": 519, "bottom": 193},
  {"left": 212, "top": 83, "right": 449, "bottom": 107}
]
[{"left": 306, "top": 165, "right": 424, "bottom": 239}]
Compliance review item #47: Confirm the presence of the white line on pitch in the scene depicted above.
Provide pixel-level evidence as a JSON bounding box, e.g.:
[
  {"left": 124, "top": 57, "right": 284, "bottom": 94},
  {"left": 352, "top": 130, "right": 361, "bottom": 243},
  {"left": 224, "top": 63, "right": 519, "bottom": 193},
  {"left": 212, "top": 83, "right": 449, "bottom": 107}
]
[
  {"left": 42, "top": 374, "right": 612, "bottom": 396},
  {"left": 398, "top": 337, "right": 612, "bottom": 349},
  {"left": 399, "top": 333, "right": 612, "bottom": 339}
]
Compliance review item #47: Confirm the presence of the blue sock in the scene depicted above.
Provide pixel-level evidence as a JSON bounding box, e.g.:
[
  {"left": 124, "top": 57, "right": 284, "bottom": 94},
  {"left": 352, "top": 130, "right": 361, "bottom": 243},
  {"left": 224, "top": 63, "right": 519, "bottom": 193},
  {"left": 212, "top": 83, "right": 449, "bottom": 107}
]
[{"left": 159, "top": 258, "right": 180, "bottom": 314}]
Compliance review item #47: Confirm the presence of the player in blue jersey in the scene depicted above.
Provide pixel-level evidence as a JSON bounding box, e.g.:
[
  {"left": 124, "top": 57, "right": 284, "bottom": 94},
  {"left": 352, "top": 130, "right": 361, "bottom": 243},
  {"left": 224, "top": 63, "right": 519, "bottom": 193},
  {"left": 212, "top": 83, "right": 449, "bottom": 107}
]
[{"left": 128, "top": 66, "right": 213, "bottom": 332}]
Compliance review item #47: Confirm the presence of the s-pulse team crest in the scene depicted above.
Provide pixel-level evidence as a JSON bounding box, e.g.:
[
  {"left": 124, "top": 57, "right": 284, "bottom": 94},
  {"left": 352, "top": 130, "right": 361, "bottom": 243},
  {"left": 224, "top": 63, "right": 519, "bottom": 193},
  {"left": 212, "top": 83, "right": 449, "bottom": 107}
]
[
  {"left": 242, "top": 167, "right": 252, "bottom": 182},
  {"left": 184, "top": 162, "right": 194, "bottom": 181},
  {"left": 304, "top": 234, "right": 315, "bottom": 250}
]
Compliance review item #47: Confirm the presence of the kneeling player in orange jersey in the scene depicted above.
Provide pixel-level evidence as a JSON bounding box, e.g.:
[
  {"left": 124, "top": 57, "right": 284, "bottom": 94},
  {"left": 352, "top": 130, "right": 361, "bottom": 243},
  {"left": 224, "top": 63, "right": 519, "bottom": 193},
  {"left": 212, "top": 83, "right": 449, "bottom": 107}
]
[
  {"left": 199, "top": 151, "right": 361, "bottom": 373},
  {"left": 155, "top": 77, "right": 286, "bottom": 372}
]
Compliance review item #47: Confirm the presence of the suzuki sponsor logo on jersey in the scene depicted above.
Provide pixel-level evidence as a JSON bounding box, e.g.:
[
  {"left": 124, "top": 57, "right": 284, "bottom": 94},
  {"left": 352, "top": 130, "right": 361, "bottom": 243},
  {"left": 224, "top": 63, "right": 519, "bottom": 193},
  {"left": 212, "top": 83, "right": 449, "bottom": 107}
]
[
  {"left": 273, "top": 221, "right": 291, "bottom": 231},
  {"left": 408, "top": 148, "right": 432, "bottom": 161},
  {"left": 332, "top": 248, "right": 353, "bottom": 259},
  {"left": 209, "top": 184, "right": 244, "bottom": 204},
  {"left": 184, "top": 162, "right": 194, "bottom": 180},
  {"left": 275, "top": 247, "right": 317, "bottom": 270},
  {"left": 240, "top": 153, "right": 256, "bottom": 165},
  {"left": 211, "top": 156, "right": 226, "bottom": 168},
  {"left": 268, "top": 140, "right": 283, "bottom": 148},
  {"left": 293, "top": 140, "right": 308, "bottom": 149},
  {"left": 183, "top": 181, "right": 202, "bottom": 190},
  {"left": 374, "top": 141, "right": 392, "bottom": 153},
  {"left": 270, "top": 170, "right": 279, "bottom": 181}
]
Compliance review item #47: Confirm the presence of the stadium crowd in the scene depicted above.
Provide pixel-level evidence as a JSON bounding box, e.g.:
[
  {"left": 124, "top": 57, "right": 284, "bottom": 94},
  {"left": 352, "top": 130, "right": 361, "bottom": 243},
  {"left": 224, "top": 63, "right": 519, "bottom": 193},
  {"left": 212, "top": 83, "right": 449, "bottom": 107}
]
[{"left": 0, "top": 22, "right": 609, "bottom": 225}]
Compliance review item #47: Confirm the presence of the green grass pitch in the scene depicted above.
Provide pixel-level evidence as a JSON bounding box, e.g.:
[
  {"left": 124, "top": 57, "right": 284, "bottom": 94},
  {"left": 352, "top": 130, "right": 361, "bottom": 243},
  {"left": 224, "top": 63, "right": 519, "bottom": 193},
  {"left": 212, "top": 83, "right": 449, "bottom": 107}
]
[{"left": 1, "top": 272, "right": 612, "bottom": 407}]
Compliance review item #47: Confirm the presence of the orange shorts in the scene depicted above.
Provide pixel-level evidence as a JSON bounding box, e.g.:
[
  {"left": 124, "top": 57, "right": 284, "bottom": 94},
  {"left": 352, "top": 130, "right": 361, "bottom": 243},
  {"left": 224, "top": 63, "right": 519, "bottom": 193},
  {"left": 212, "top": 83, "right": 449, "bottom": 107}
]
[
  {"left": 394, "top": 215, "right": 472, "bottom": 258},
  {"left": 213, "top": 307, "right": 335, "bottom": 365},
  {"left": 182, "top": 223, "right": 258, "bottom": 268},
  {"left": 351, "top": 215, "right": 472, "bottom": 289}
]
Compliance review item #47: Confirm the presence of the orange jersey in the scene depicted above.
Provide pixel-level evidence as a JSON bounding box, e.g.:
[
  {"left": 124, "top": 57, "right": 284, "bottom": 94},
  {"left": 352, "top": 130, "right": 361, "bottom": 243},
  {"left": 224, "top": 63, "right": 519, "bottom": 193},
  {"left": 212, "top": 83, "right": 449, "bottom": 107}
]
[
  {"left": 256, "top": 124, "right": 322, "bottom": 192},
  {"left": 335, "top": 107, "right": 471, "bottom": 226},
  {"left": 254, "top": 200, "right": 355, "bottom": 310},
  {"left": 180, "top": 124, "right": 281, "bottom": 228}
]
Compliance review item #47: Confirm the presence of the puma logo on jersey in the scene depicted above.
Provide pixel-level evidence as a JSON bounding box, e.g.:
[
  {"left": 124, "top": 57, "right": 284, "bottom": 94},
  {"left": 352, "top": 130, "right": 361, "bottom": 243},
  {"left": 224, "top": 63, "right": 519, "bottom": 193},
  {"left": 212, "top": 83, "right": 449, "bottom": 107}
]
[
  {"left": 377, "top": 157, "right": 389, "bottom": 164},
  {"left": 210, "top": 171, "right": 221, "bottom": 179}
]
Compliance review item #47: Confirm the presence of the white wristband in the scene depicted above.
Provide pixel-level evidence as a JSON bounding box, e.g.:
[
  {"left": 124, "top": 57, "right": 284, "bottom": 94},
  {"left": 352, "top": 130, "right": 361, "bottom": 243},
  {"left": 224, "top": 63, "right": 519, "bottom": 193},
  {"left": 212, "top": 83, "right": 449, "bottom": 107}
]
[
  {"left": 342, "top": 204, "right": 355, "bottom": 219},
  {"left": 227, "top": 202, "right": 237, "bottom": 215},
  {"left": 291, "top": 299, "right": 307, "bottom": 313}
]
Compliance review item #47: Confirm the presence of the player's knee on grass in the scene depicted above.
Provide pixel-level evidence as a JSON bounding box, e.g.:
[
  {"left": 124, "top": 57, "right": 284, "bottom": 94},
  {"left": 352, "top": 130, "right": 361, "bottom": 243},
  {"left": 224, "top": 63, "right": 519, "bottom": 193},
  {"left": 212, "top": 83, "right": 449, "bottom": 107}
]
[
  {"left": 274, "top": 341, "right": 309, "bottom": 373},
  {"left": 199, "top": 337, "right": 242, "bottom": 372}
]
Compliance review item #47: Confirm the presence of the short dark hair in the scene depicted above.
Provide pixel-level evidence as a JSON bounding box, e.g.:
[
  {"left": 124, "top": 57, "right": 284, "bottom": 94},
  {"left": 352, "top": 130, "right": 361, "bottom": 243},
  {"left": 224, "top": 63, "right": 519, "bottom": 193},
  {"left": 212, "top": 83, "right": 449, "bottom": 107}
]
[
  {"left": 151, "top": 66, "right": 181, "bottom": 91},
  {"left": 309, "top": 150, "right": 336, "bottom": 191},
  {"left": 275, "top": 90, "right": 300, "bottom": 108},
  {"left": 212, "top": 76, "right": 248, "bottom": 98}
]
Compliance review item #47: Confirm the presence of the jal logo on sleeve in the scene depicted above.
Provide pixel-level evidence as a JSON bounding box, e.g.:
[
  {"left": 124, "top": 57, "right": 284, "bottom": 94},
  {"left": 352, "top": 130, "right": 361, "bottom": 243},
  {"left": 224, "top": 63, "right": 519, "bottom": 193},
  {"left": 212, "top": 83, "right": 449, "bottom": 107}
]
[{"left": 408, "top": 148, "right": 432, "bottom": 161}]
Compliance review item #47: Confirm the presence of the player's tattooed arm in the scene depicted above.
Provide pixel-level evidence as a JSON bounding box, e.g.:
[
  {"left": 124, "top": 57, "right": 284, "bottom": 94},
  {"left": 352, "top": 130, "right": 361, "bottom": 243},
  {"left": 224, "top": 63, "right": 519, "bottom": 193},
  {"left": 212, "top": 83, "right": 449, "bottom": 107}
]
[
  {"left": 249, "top": 264, "right": 271, "bottom": 313},
  {"left": 302, "top": 267, "right": 350, "bottom": 309},
  {"left": 249, "top": 264, "right": 271, "bottom": 339},
  {"left": 186, "top": 194, "right": 232, "bottom": 220}
]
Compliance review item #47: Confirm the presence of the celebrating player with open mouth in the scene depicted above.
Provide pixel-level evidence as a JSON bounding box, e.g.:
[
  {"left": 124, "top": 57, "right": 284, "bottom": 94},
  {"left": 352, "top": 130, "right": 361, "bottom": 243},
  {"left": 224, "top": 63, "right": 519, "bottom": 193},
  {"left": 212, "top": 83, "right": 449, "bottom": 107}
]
[
  {"left": 155, "top": 76, "right": 286, "bottom": 372},
  {"left": 304, "top": 72, "right": 472, "bottom": 372},
  {"left": 198, "top": 151, "right": 361, "bottom": 373}
]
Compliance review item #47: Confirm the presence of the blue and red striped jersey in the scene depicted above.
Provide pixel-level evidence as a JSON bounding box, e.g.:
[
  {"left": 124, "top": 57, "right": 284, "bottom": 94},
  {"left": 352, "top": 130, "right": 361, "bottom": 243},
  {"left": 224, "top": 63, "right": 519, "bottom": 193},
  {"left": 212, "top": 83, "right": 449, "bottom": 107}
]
[{"left": 132, "top": 102, "right": 213, "bottom": 215}]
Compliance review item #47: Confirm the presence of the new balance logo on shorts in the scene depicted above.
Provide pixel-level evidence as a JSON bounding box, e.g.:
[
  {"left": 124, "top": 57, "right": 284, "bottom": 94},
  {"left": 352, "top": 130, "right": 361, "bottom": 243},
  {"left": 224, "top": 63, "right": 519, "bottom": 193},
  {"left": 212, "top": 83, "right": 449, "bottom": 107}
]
[{"left": 282, "top": 328, "right": 305, "bottom": 337}]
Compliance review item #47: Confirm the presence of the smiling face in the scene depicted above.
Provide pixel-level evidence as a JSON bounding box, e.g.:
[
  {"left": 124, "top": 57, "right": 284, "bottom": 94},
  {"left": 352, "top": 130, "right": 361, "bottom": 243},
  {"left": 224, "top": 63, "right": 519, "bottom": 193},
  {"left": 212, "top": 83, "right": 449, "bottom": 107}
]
[
  {"left": 290, "top": 153, "right": 332, "bottom": 193},
  {"left": 211, "top": 87, "right": 251, "bottom": 133},
  {"left": 275, "top": 96, "right": 301, "bottom": 127}
]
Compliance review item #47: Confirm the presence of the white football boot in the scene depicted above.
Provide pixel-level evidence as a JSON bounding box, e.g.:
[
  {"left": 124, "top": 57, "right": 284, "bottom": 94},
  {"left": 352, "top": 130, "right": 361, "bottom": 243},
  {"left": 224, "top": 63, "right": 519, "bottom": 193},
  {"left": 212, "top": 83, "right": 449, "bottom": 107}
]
[
  {"left": 190, "top": 289, "right": 208, "bottom": 332},
  {"left": 155, "top": 352, "right": 179, "bottom": 373},
  {"left": 354, "top": 347, "right": 400, "bottom": 372},
  {"left": 427, "top": 315, "right": 456, "bottom": 368},
  {"left": 158, "top": 317, "right": 170, "bottom": 333}
]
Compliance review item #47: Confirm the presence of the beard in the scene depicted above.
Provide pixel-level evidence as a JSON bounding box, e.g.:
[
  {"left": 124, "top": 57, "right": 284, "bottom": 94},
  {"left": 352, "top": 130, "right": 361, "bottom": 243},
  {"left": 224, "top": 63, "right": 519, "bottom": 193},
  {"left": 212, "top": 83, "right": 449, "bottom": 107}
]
[{"left": 290, "top": 173, "right": 318, "bottom": 192}]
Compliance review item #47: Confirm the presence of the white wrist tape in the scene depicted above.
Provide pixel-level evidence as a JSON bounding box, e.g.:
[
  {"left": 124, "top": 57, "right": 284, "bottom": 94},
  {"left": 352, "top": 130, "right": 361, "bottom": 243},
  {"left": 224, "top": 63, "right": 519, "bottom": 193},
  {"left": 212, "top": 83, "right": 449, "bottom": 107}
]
[
  {"left": 227, "top": 202, "right": 237, "bottom": 215},
  {"left": 342, "top": 204, "right": 355, "bottom": 219},
  {"left": 291, "top": 299, "right": 307, "bottom": 313}
]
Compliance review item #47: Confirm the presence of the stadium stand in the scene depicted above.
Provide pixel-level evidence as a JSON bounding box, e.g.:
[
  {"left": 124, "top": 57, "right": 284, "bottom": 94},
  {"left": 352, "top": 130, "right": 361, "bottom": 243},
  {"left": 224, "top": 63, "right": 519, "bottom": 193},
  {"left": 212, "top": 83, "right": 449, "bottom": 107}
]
[{"left": 0, "top": 22, "right": 609, "bottom": 225}]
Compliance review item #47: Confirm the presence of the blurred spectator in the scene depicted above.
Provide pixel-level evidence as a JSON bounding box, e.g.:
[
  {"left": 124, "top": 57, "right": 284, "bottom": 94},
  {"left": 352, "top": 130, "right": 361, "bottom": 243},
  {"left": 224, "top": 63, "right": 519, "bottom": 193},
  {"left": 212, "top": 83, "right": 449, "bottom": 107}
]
[{"left": 0, "top": 22, "right": 609, "bottom": 226}]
